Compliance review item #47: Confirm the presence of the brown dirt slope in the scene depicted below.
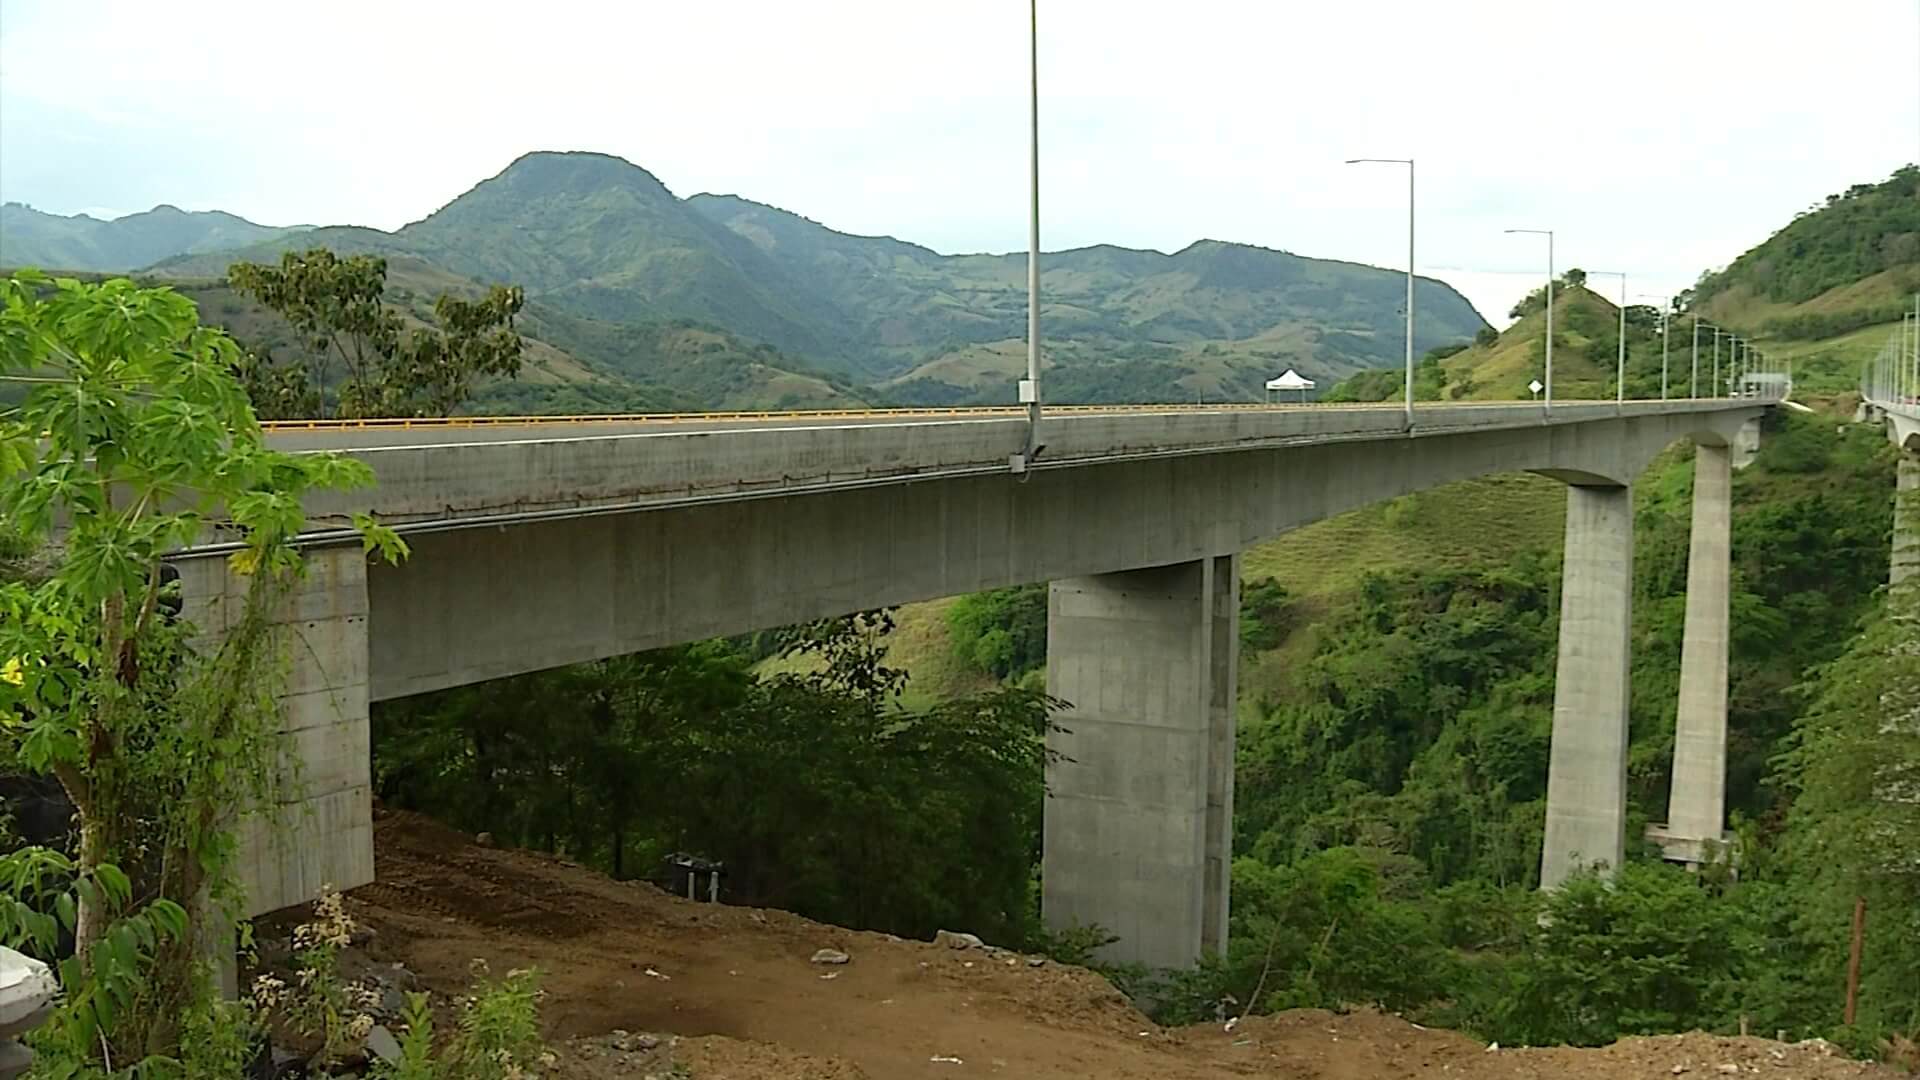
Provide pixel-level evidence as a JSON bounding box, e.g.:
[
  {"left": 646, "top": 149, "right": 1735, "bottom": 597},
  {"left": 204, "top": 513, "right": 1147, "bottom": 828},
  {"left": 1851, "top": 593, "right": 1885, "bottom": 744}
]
[{"left": 330, "top": 810, "right": 1900, "bottom": 1079}]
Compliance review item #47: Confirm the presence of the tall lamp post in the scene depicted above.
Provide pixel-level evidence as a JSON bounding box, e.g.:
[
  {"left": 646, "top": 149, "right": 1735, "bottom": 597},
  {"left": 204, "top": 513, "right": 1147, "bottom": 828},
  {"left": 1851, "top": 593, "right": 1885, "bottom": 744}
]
[
  {"left": 1690, "top": 318, "right": 1701, "bottom": 398},
  {"left": 1347, "top": 157, "right": 1416, "bottom": 429},
  {"left": 1589, "top": 270, "right": 1628, "bottom": 402},
  {"left": 1711, "top": 327, "right": 1723, "bottom": 398},
  {"left": 1016, "top": 0, "right": 1042, "bottom": 472},
  {"left": 1640, "top": 294, "right": 1671, "bottom": 400},
  {"left": 1505, "top": 228, "right": 1555, "bottom": 407}
]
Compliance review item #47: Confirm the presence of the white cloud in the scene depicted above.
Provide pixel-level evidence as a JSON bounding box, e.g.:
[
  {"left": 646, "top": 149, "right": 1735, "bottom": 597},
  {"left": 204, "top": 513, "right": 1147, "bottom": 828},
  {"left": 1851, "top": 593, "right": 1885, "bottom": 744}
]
[{"left": 2, "top": 0, "right": 1915, "bottom": 328}]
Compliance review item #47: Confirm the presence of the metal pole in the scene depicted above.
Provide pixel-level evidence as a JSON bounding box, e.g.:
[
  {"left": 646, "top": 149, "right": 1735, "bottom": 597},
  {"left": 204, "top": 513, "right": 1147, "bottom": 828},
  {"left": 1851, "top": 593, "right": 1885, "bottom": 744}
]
[
  {"left": 1712, "top": 329, "right": 1722, "bottom": 397},
  {"left": 1691, "top": 318, "right": 1700, "bottom": 398},
  {"left": 1021, "top": 0, "right": 1041, "bottom": 463},
  {"left": 1661, "top": 308, "right": 1670, "bottom": 399},
  {"left": 1406, "top": 159, "right": 1415, "bottom": 428},
  {"left": 1617, "top": 273, "right": 1627, "bottom": 402}
]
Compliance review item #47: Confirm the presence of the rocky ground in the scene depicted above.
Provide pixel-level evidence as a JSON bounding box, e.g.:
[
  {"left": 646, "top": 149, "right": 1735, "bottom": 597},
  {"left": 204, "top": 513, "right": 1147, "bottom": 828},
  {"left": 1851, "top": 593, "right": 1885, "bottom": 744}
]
[{"left": 254, "top": 810, "right": 1905, "bottom": 1079}]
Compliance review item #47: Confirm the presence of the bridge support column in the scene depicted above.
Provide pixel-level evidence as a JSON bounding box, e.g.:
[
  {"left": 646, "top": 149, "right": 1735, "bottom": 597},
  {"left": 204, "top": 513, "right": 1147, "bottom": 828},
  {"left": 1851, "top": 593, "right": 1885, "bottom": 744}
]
[
  {"left": 179, "top": 547, "right": 374, "bottom": 920},
  {"left": 1541, "top": 484, "right": 1634, "bottom": 889},
  {"left": 1894, "top": 455, "right": 1919, "bottom": 587},
  {"left": 1647, "top": 444, "right": 1735, "bottom": 868},
  {"left": 1042, "top": 555, "right": 1237, "bottom": 969}
]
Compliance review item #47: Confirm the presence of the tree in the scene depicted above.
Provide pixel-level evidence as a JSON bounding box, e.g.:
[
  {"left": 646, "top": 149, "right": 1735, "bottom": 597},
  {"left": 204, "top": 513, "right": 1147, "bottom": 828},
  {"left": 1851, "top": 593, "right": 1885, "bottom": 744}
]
[
  {"left": 1562, "top": 267, "right": 1588, "bottom": 290},
  {"left": 0, "top": 271, "right": 404, "bottom": 1065},
  {"left": 1475, "top": 326, "right": 1500, "bottom": 347},
  {"left": 228, "top": 248, "right": 526, "bottom": 419}
]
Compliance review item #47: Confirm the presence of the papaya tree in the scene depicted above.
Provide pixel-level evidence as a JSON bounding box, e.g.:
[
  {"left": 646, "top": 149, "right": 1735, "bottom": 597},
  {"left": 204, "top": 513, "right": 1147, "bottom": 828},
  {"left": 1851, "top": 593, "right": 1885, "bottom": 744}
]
[{"left": 0, "top": 271, "right": 405, "bottom": 1065}]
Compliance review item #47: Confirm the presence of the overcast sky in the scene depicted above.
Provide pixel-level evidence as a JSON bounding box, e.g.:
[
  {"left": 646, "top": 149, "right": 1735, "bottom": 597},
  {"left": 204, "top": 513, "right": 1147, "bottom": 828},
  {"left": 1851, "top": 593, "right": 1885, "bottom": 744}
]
[{"left": 2, "top": 0, "right": 1916, "bottom": 325}]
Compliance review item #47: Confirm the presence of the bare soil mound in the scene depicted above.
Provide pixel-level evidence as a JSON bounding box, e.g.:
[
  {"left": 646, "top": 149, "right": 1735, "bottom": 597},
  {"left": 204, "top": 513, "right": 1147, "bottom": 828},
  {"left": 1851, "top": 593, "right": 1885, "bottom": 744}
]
[{"left": 317, "top": 810, "right": 1899, "bottom": 1079}]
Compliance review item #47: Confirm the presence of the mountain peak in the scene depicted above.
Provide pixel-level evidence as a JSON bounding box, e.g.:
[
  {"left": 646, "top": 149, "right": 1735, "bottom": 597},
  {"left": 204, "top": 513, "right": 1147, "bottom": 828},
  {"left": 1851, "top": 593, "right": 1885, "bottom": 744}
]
[{"left": 492, "top": 150, "right": 674, "bottom": 198}]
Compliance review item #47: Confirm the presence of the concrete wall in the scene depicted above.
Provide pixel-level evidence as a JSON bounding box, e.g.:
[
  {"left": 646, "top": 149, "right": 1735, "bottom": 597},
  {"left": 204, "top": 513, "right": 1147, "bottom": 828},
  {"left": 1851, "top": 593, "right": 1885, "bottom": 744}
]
[
  {"left": 1042, "top": 557, "right": 1237, "bottom": 969},
  {"left": 362, "top": 409, "right": 1761, "bottom": 701},
  {"left": 179, "top": 549, "right": 374, "bottom": 918}
]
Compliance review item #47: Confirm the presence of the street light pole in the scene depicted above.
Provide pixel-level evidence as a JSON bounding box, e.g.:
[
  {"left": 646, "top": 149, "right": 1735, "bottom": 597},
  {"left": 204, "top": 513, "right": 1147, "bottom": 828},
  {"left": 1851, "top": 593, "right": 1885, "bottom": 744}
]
[
  {"left": 1691, "top": 318, "right": 1700, "bottom": 398},
  {"left": 1506, "top": 228, "right": 1554, "bottom": 407},
  {"left": 1712, "top": 328, "right": 1722, "bottom": 398},
  {"left": 1640, "top": 294, "right": 1670, "bottom": 400},
  {"left": 1346, "top": 157, "right": 1416, "bottom": 429},
  {"left": 1019, "top": 0, "right": 1042, "bottom": 469}
]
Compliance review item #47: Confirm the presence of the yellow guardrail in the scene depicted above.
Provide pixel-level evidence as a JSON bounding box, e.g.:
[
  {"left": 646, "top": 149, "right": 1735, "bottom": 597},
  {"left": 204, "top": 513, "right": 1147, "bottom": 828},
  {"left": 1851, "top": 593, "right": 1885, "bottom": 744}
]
[{"left": 257, "top": 398, "right": 1739, "bottom": 433}]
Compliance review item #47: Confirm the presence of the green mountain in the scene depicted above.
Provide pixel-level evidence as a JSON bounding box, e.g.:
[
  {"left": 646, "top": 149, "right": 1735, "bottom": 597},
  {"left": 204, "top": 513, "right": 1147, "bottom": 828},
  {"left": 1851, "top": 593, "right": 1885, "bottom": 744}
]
[
  {"left": 1692, "top": 164, "right": 1919, "bottom": 320},
  {"left": 150, "top": 253, "right": 865, "bottom": 415},
  {"left": 129, "top": 152, "right": 1490, "bottom": 404},
  {"left": 0, "top": 202, "right": 309, "bottom": 272},
  {"left": 1689, "top": 164, "right": 1918, "bottom": 395},
  {"left": 688, "top": 190, "right": 1490, "bottom": 399}
]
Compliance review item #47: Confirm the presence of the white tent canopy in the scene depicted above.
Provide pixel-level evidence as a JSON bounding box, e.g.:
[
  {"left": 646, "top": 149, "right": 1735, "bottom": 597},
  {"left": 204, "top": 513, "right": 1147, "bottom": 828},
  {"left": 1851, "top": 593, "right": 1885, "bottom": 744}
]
[{"left": 1265, "top": 369, "right": 1315, "bottom": 391}]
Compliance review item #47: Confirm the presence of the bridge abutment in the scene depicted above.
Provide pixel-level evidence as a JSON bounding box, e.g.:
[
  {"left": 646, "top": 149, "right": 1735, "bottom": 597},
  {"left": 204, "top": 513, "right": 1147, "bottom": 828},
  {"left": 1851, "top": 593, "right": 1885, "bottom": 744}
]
[
  {"left": 1646, "top": 443, "right": 1735, "bottom": 868},
  {"left": 1041, "top": 555, "right": 1238, "bottom": 969},
  {"left": 1540, "top": 484, "right": 1635, "bottom": 889},
  {"left": 179, "top": 547, "right": 375, "bottom": 920}
]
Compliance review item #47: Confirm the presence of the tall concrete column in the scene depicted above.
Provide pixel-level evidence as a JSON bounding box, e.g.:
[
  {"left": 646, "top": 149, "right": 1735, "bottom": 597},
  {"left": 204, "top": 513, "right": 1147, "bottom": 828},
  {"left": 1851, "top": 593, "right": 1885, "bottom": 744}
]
[
  {"left": 179, "top": 546, "right": 374, "bottom": 918},
  {"left": 1648, "top": 444, "right": 1734, "bottom": 867},
  {"left": 1894, "top": 454, "right": 1919, "bottom": 587},
  {"left": 1540, "top": 484, "right": 1634, "bottom": 890},
  {"left": 1042, "top": 554, "right": 1237, "bottom": 969}
]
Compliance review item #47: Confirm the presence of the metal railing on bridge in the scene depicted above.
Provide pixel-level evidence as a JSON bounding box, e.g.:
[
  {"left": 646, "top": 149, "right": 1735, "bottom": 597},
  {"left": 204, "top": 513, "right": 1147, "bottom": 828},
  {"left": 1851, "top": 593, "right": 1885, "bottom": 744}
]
[{"left": 1860, "top": 300, "right": 1920, "bottom": 418}]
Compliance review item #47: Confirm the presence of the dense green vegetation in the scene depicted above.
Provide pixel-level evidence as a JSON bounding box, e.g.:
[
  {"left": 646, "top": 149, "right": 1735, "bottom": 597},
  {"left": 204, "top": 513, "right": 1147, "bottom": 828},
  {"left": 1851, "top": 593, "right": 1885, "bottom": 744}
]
[
  {"left": 0, "top": 273, "right": 410, "bottom": 1072},
  {"left": 1693, "top": 165, "right": 1920, "bottom": 307},
  {"left": 374, "top": 614, "right": 1061, "bottom": 946}
]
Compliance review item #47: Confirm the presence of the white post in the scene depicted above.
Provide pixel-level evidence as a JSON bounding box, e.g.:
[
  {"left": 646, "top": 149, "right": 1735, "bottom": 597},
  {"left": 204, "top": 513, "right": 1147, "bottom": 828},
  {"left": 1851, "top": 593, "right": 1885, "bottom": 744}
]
[{"left": 1547, "top": 234, "right": 1555, "bottom": 407}]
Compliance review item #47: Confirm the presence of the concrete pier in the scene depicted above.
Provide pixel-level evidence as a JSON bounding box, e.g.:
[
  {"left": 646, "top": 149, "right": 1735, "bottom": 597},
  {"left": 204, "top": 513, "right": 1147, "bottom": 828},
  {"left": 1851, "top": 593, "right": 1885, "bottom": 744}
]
[
  {"left": 1895, "top": 455, "right": 1919, "bottom": 587},
  {"left": 178, "top": 548, "right": 374, "bottom": 918},
  {"left": 1648, "top": 444, "right": 1734, "bottom": 867},
  {"left": 1042, "top": 555, "right": 1238, "bottom": 969},
  {"left": 1540, "top": 484, "right": 1635, "bottom": 889}
]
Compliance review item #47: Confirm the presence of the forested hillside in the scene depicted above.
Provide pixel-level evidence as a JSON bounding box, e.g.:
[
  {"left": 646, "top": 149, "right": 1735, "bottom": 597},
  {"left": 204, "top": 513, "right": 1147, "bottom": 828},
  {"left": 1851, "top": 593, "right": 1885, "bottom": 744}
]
[{"left": 17, "top": 151, "right": 1490, "bottom": 408}]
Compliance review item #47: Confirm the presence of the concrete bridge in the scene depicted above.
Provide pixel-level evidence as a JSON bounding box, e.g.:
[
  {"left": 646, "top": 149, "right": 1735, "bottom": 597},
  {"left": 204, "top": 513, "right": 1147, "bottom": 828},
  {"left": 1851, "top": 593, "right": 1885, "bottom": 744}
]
[{"left": 178, "top": 397, "right": 1776, "bottom": 969}]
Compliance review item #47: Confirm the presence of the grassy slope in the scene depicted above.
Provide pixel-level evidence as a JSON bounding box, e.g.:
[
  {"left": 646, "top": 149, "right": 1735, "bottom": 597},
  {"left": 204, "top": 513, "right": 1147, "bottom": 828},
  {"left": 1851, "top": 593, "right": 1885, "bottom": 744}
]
[{"left": 1433, "top": 286, "right": 1624, "bottom": 401}]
